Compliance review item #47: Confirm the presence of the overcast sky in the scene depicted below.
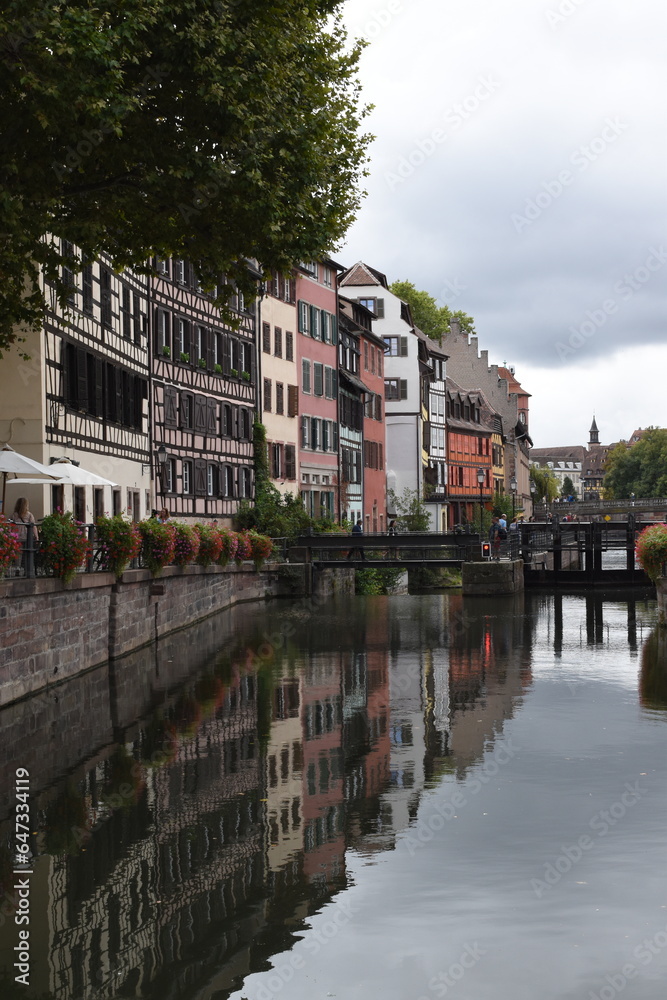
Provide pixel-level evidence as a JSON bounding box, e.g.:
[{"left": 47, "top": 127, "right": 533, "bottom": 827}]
[{"left": 338, "top": 0, "right": 667, "bottom": 448}]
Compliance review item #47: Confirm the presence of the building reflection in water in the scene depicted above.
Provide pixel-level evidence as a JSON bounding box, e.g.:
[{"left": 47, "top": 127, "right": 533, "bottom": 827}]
[
  {"left": 1, "top": 590, "right": 637, "bottom": 1000},
  {"left": 639, "top": 628, "right": 667, "bottom": 712}
]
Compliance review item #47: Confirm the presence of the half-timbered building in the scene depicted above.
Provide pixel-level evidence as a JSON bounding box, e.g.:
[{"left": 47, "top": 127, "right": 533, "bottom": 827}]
[
  {"left": 0, "top": 245, "right": 150, "bottom": 522},
  {"left": 151, "top": 259, "right": 259, "bottom": 523}
]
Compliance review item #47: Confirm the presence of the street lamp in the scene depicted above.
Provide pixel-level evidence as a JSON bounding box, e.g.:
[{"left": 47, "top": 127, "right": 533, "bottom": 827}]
[
  {"left": 156, "top": 443, "right": 168, "bottom": 497},
  {"left": 510, "top": 475, "right": 517, "bottom": 520},
  {"left": 477, "top": 468, "right": 485, "bottom": 531},
  {"left": 530, "top": 480, "right": 536, "bottom": 517}
]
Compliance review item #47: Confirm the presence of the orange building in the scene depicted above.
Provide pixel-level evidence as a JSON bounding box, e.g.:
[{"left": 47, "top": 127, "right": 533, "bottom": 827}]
[{"left": 446, "top": 379, "right": 494, "bottom": 526}]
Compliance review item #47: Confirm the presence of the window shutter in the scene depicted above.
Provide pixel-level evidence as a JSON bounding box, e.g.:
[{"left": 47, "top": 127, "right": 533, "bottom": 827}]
[
  {"left": 288, "top": 384, "right": 299, "bottom": 417},
  {"left": 333, "top": 422, "right": 338, "bottom": 451},
  {"left": 321, "top": 310, "right": 329, "bottom": 343},
  {"left": 324, "top": 366, "right": 332, "bottom": 399},
  {"left": 310, "top": 305, "right": 319, "bottom": 340},
  {"left": 400, "top": 337, "right": 408, "bottom": 356},
  {"left": 376, "top": 298, "right": 385, "bottom": 318},
  {"left": 355, "top": 451, "right": 362, "bottom": 483},
  {"left": 249, "top": 344, "right": 256, "bottom": 384},
  {"left": 222, "top": 335, "right": 232, "bottom": 375},
  {"left": 301, "top": 415, "right": 309, "bottom": 447},
  {"left": 206, "top": 398, "right": 218, "bottom": 435},
  {"left": 331, "top": 315, "right": 338, "bottom": 345},
  {"left": 264, "top": 378, "right": 272, "bottom": 412},
  {"left": 285, "top": 445, "right": 296, "bottom": 480},
  {"left": 194, "top": 459, "right": 207, "bottom": 496},
  {"left": 322, "top": 421, "right": 329, "bottom": 452},
  {"left": 263, "top": 322, "right": 271, "bottom": 353},
  {"left": 94, "top": 359, "right": 104, "bottom": 417},
  {"left": 400, "top": 379, "right": 408, "bottom": 400},
  {"left": 114, "top": 366, "right": 123, "bottom": 422},
  {"left": 379, "top": 443, "right": 384, "bottom": 469},
  {"left": 313, "top": 363, "right": 323, "bottom": 396},
  {"left": 331, "top": 369, "right": 338, "bottom": 399},
  {"left": 194, "top": 395, "right": 207, "bottom": 433},
  {"left": 76, "top": 348, "right": 89, "bottom": 411},
  {"left": 122, "top": 370, "right": 133, "bottom": 427},
  {"left": 302, "top": 359, "right": 311, "bottom": 394},
  {"left": 298, "top": 301, "right": 309, "bottom": 334},
  {"left": 375, "top": 395, "right": 382, "bottom": 421},
  {"left": 311, "top": 417, "right": 319, "bottom": 450},
  {"left": 164, "top": 386, "right": 178, "bottom": 428}
]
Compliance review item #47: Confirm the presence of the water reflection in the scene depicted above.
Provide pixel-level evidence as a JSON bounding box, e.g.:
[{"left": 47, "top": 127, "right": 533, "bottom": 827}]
[
  {"left": 0, "top": 592, "right": 661, "bottom": 1000},
  {"left": 640, "top": 627, "right": 667, "bottom": 711}
]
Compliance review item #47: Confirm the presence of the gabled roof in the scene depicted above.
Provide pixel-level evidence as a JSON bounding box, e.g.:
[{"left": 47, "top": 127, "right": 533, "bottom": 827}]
[
  {"left": 413, "top": 325, "right": 449, "bottom": 360},
  {"left": 339, "top": 261, "right": 388, "bottom": 289}
]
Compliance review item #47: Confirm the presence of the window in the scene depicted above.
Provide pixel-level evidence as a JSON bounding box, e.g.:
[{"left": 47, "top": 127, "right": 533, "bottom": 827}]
[
  {"left": 183, "top": 460, "right": 192, "bottom": 494},
  {"left": 82, "top": 264, "right": 93, "bottom": 315},
  {"left": 286, "top": 331, "right": 294, "bottom": 361},
  {"left": 264, "top": 378, "right": 272, "bottom": 412},
  {"left": 222, "top": 403, "right": 233, "bottom": 437},
  {"left": 206, "top": 464, "right": 216, "bottom": 496},
  {"left": 358, "top": 297, "right": 384, "bottom": 318},
  {"left": 301, "top": 415, "right": 309, "bottom": 447},
  {"left": 156, "top": 310, "right": 170, "bottom": 354},
  {"left": 156, "top": 257, "right": 169, "bottom": 277},
  {"left": 100, "top": 268, "right": 112, "bottom": 328},
  {"left": 133, "top": 293, "right": 143, "bottom": 344},
  {"left": 285, "top": 445, "right": 296, "bottom": 480},
  {"left": 322, "top": 266, "right": 333, "bottom": 287},
  {"left": 223, "top": 465, "right": 234, "bottom": 497},
  {"left": 301, "top": 260, "right": 318, "bottom": 277},
  {"left": 121, "top": 287, "right": 132, "bottom": 339},
  {"left": 302, "top": 359, "right": 311, "bottom": 394},
  {"left": 61, "top": 240, "right": 76, "bottom": 305},
  {"left": 271, "top": 443, "right": 283, "bottom": 479},
  {"left": 298, "top": 301, "right": 310, "bottom": 334},
  {"left": 310, "top": 307, "right": 321, "bottom": 341},
  {"left": 174, "top": 259, "right": 186, "bottom": 284},
  {"left": 166, "top": 457, "right": 176, "bottom": 493},
  {"left": 276, "top": 382, "right": 284, "bottom": 415},
  {"left": 383, "top": 336, "right": 408, "bottom": 356},
  {"left": 240, "top": 467, "right": 252, "bottom": 497},
  {"left": 274, "top": 327, "right": 282, "bottom": 357},
  {"left": 384, "top": 378, "right": 407, "bottom": 401}
]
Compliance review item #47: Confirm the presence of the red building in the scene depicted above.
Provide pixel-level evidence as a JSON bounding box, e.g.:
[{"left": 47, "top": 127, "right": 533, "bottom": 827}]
[{"left": 446, "top": 379, "right": 494, "bottom": 526}]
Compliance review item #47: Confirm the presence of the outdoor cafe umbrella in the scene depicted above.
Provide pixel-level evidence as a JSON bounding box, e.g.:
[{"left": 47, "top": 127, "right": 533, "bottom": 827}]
[
  {"left": 0, "top": 443, "right": 59, "bottom": 514},
  {"left": 9, "top": 458, "right": 118, "bottom": 488}
]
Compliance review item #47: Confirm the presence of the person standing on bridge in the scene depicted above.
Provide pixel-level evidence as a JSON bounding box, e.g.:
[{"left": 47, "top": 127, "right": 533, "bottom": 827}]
[{"left": 347, "top": 518, "right": 366, "bottom": 562}]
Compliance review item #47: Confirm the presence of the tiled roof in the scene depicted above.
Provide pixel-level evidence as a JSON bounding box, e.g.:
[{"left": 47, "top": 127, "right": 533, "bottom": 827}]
[{"left": 339, "top": 261, "right": 387, "bottom": 288}]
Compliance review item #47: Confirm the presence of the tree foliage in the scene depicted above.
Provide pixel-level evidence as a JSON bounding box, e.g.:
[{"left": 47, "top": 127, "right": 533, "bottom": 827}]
[
  {"left": 389, "top": 280, "right": 475, "bottom": 343},
  {"left": 530, "top": 466, "right": 560, "bottom": 502},
  {"left": 561, "top": 475, "right": 578, "bottom": 499},
  {"left": 0, "top": 0, "right": 371, "bottom": 355},
  {"left": 387, "top": 487, "right": 431, "bottom": 531},
  {"left": 603, "top": 429, "right": 667, "bottom": 498}
]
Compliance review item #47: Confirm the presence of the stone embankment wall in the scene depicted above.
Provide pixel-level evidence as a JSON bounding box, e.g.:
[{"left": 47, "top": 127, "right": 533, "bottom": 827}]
[
  {"left": 0, "top": 563, "right": 354, "bottom": 708},
  {"left": 462, "top": 559, "right": 525, "bottom": 596}
]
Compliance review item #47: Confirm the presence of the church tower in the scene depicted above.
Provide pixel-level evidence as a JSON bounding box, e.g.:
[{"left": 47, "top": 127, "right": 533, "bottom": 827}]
[{"left": 589, "top": 416, "right": 599, "bottom": 446}]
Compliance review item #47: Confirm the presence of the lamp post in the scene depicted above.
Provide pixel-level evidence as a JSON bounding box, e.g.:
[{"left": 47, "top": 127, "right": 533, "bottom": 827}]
[
  {"left": 156, "top": 443, "right": 168, "bottom": 500},
  {"left": 510, "top": 475, "right": 517, "bottom": 520},
  {"left": 477, "top": 468, "right": 485, "bottom": 532},
  {"left": 530, "top": 480, "right": 536, "bottom": 518}
]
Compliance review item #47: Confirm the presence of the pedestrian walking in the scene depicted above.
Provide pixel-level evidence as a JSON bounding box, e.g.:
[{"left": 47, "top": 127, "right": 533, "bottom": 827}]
[{"left": 347, "top": 518, "right": 366, "bottom": 561}]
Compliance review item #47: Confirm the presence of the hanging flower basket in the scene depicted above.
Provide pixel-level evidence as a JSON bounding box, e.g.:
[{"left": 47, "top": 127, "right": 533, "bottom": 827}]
[
  {"left": 217, "top": 527, "right": 239, "bottom": 566},
  {"left": 248, "top": 531, "right": 273, "bottom": 570},
  {"left": 95, "top": 515, "right": 142, "bottom": 578},
  {"left": 636, "top": 524, "right": 667, "bottom": 583},
  {"left": 173, "top": 522, "right": 200, "bottom": 566},
  {"left": 234, "top": 529, "right": 253, "bottom": 565},
  {"left": 39, "top": 511, "right": 91, "bottom": 583},
  {"left": 0, "top": 515, "right": 22, "bottom": 577},
  {"left": 139, "top": 519, "right": 176, "bottom": 577},
  {"left": 194, "top": 523, "right": 223, "bottom": 566}
]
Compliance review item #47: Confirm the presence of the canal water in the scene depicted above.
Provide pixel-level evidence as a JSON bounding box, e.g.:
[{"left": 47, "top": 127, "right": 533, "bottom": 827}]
[{"left": 1, "top": 590, "right": 666, "bottom": 1000}]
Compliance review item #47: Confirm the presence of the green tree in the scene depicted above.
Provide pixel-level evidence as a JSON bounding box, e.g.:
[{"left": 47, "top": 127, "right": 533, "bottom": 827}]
[
  {"left": 387, "top": 487, "right": 431, "bottom": 531},
  {"left": 561, "top": 475, "right": 578, "bottom": 500},
  {"left": 530, "top": 466, "right": 559, "bottom": 502},
  {"left": 389, "top": 280, "right": 475, "bottom": 343},
  {"left": 604, "top": 429, "right": 667, "bottom": 498},
  {"left": 0, "top": 0, "right": 371, "bottom": 356}
]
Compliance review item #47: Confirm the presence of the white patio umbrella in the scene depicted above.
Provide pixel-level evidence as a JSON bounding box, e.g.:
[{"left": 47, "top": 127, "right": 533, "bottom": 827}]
[
  {"left": 41, "top": 458, "right": 118, "bottom": 487},
  {"left": 0, "top": 444, "right": 60, "bottom": 513}
]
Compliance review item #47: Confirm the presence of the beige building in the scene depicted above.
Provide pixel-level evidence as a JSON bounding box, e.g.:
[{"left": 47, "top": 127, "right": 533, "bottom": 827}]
[{"left": 259, "top": 272, "right": 300, "bottom": 495}]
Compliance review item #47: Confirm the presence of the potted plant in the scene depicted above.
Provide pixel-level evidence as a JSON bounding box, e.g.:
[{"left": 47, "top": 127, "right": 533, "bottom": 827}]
[
  {"left": 95, "top": 514, "right": 142, "bottom": 578},
  {"left": 39, "top": 511, "right": 91, "bottom": 583},
  {"left": 194, "top": 523, "right": 223, "bottom": 566},
  {"left": 217, "top": 527, "right": 239, "bottom": 566},
  {"left": 162, "top": 345, "right": 171, "bottom": 357},
  {"left": 248, "top": 530, "right": 273, "bottom": 570},
  {"left": 234, "top": 529, "right": 253, "bottom": 565},
  {"left": 198, "top": 357, "right": 207, "bottom": 369},
  {"left": 179, "top": 351, "right": 190, "bottom": 363},
  {"left": 0, "top": 515, "right": 22, "bottom": 577},
  {"left": 241, "top": 370, "right": 251, "bottom": 381},
  {"left": 214, "top": 363, "right": 223, "bottom": 374},
  {"left": 138, "top": 519, "right": 176, "bottom": 576},
  {"left": 229, "top": 367, "right": 238, "bottom": 377}
]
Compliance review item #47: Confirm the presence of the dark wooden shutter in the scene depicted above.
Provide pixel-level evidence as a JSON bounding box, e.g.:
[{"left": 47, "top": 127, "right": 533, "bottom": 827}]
[
  {"left": 76, "top": 348, "right": 89, "bottom": 411},
  {"left": 400, "top": 379, "right": 408, "bottom": 400},
  {"left": 105, "top": 363, "right": 116, "bottom": 421},
  {"left": 400, "top": 337, "right": 408, "bottom": 356},
  {"left": 164, "top": 387, "right": 178, "bottom": 428},
  {"left": 206, "top": 398, "right": 218, "bottom": 436},
  {"left": 376, "top": 298, "right": 385, "bottom": 318},
  {"left": 206, "top": 328, "right": 215, "bottom": 370},
  {"left": 285, "top": 445, "right": 296, "bottom": 480},
  {"left": 134, "top": 376, "right": 145, "bottom": 429},
  {"left": 263, "top": 322, "right": 271, "bottom": 353},
  {"left": 288, "top": 384, "right": 299, "bottom": 417},
  {"left": 194, "top": 459, "right": 207, "bottom": 496},
  {"left": 222, "top": 334, "right": 231, "bottom": 375},
  {"left": 122, "top": 370, "right": 133, "bottom": 427},
  {"left": 95, "top": 359, "right": 105, "bottom": 417},
  {"left": 194, "top": 395, "right": 207, "bottom": 433}
]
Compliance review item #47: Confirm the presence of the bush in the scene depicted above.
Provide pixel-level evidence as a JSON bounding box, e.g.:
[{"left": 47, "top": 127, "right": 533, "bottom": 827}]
[
  {"left": 235, "top": 529, "right": 253, "bottom": 564},
  {"left": 248, "top": 530, "right": 273, "bottom": 569},
  {"left": 636, "top": 524, "right": 667, "bottom": 582},
  {"left": 139, "top": 519, "right": 176, "bottom": 577},
  {"left": 194, "top": 523, "right": 223, "bottom": 566},
  {"left": 355, "top": 567, "right": 405, "bottom": 595},
  {"left": 95, "top": 514, "right": 142, "bottom": 578},
  {"left": 173, "top": 523, "right": 200, "bottom": 566},
  {"left": 0, "top": 515, "right": 22, "bottom": 577},
  {"left": 39, "top": 511, "right": 91, "bottom": 583}
]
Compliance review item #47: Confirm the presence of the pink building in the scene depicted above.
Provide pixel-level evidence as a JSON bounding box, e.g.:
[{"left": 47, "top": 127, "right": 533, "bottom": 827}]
[{"left": 296, "top": 260, "right": 342, "bottom": 521}]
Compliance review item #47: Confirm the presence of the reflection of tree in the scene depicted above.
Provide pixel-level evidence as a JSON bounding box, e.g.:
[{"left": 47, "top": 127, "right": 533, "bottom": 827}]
[{"left": 640, "top": 629, "right": 667, "bottom": 711}]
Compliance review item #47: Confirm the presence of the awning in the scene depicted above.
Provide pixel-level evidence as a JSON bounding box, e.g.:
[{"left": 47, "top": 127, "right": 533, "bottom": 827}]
[{"left": 340, "top": 370, "right": 370, "bottom": 394}]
